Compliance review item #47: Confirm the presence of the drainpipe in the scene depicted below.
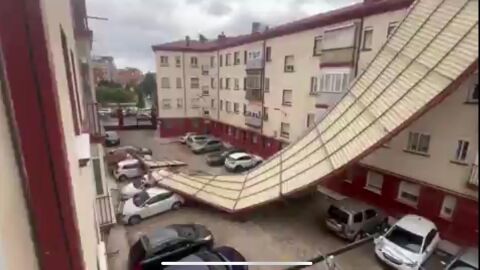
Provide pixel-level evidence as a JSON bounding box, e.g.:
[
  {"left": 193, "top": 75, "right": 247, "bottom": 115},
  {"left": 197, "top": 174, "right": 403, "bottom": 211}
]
[
  {"left": 353, "top": 18, "right": 363, "bottom": 77},
  {"left": 182, "top": 51, "right": 187, "bottom": 130},
  {"left": 260, "top": 39, "right": 266, "bottom": 136},
  {"left": 216, "top": 49, "right": 220, "bottom": 121}
]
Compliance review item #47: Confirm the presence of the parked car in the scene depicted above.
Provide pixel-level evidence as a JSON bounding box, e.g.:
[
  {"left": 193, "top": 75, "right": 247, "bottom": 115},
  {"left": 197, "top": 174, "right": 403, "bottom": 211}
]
[
  {"left": 179, "top": 132, "right": 197, "bottom": 144},
  {"left": 224, "top": 152, "right": 263, "bottom": 172},
  {"left": 444, "top": 247, "right": 478, "bottom": 270},
  {"left": 128, "top": 224, "right": 214, "bottom": 270},
  {"left": 105, "top": 131, "right": 120, "bottom": 147},
  {"left": 164, "top": 246, "right": 248, "bottom": 270},
  {"left": 374, "top": 214, "right": 440, "bottom": 270},
  {"left": 186, "top": 134, "right": 210, "bottom": 148},
  {"left": 325, "top": 198, "right": 387, "bottom": 242},
  {"left": 114, "top": 159, "right": 143, "bottom": 181},
  {"left": 191, "top": 138, "right": 223, "bottom": 154},
  {"left": 121, "top": 175, "right": 153, "bottom": 200},
  {"left": 206, "top": 148, "right": 244, "bottom": 166},
  {"left": 120, "top": 187, "right": 184, "bottom": 225}
]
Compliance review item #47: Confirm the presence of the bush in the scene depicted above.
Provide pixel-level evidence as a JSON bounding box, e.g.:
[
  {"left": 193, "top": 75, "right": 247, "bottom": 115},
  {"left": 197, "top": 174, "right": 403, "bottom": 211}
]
[{"left": 96, "top": 87, "right": 137, "bottom": 105}]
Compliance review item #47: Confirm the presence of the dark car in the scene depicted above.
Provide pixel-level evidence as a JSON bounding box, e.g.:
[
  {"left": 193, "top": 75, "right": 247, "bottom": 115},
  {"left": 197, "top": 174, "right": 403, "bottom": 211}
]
[
  {"left": 206, "top": 148, "right": 244, "bottom": 166},
  {"left": 128, "top": 224, "right": 214, "bottom": 270},
  {"left": 162, "top": 246, "right": 248, "bottom": 270}
]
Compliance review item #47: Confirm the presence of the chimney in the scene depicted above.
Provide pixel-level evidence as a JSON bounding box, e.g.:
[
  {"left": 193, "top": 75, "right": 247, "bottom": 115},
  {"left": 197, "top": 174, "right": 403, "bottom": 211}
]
[
  {"left": 185, "top": 35, "right": 190, "bottom": 46},
  {"left": 199, "top": 34, "right": 207, "bottom": 43},
  {"left": 251, "top": 22, "right": 260, "bottom": 33},
  {"left": 217, "top": 31, "right": 226, "bottom": 40}
]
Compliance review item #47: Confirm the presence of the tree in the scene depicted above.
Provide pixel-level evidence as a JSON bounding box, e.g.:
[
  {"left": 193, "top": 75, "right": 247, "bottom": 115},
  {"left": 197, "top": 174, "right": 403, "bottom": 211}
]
[
  {"left": 96, "top": 87, "right": 137, "bottom": 105},
  {"left": 98, "top": 80, "right": 122, "bottom": 88},
  {"left": 136, "top": 89, "right": 145, "bottom": 108},
  {"left": 138, "top": 72, "right": 156, "bottom": 99}
]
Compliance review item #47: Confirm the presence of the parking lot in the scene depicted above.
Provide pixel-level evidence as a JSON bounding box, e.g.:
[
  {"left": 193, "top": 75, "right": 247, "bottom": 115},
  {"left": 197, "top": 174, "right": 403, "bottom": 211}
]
[{"left": 107, "top": 130, "right": 448, "bottom": 270}]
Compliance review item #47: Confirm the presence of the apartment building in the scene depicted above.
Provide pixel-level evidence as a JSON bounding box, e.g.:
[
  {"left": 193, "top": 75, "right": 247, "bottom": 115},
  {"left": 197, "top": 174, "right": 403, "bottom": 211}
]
[
  {"left": 152, "top": 0, "right": 412, "bottom": 157},
  {"left": 0, "top": 0, "right": 114, "bottom": 269},
  {"left": 116, "top": 67, "right": 144, "bottom": 87},
  {"left": 93, "top": 55, "right": 117, "bottom": 84},
  {"left": 323, "top": 71, "right": 479, "bottom": 251}
]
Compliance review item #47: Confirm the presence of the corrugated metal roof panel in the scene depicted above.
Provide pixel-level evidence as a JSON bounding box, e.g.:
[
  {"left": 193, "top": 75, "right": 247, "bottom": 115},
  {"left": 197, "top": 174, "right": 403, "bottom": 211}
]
[{"left": 154, "top": 0, "right": 478, "bottom": 213}]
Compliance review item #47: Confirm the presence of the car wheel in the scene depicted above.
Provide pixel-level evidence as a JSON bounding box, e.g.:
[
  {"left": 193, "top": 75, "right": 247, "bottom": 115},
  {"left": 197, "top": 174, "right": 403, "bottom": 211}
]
[
  {"left": 353, "top": 231, "right": 365, "bottom": 242},
  {"left": 119, "top": 175, "right": 127, "bottom": 182},
  {"left": 171, "top": 201, "right": 182, "bottom": 210},
  {"left": 234, "top": 166, "right": 241, "bottom": 172},
  {"left": 128, "top": 215, "right": 141, "bottom": 225}
]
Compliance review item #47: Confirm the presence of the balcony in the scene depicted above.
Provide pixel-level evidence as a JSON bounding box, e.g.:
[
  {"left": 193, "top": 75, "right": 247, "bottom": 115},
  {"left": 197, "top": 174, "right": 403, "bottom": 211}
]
[
  {"left": 246, "top": 57, "right": 264, "bottom": 70},
  {"left": 245, "top": 89, "right": 262, "bottom": 102},
  {"left": 95, "top": 194, "right": 116, "bottom": 232},
  {"left": 319, "top": 23, "right": 358, "bottom": 67}
]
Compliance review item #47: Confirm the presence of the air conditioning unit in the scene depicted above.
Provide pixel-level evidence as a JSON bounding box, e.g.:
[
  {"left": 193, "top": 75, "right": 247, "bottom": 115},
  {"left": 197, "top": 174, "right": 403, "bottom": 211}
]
[{"left": 285, "top": 65, "right": 294, "bottom": 72}]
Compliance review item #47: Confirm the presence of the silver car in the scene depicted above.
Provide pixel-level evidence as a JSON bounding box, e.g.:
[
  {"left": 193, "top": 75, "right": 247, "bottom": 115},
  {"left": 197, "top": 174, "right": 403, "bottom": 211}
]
[
  {"left": 191, "top": 138, "right": 223, "bottom": 154},
  {"left": 325, "top": 198, "right": 387, "bottom": 242},
  {"left": 186, "top": 134, "right": 210, "bottom": 148}
]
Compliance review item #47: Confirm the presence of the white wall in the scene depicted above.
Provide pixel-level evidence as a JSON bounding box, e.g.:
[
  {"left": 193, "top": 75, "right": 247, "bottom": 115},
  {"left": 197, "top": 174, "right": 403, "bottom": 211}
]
[
  {"left": 0, "top": 77, "right": 39, "bottom": 270},
  {"left": 361, "top": 73, "right": 478, "bottom": 198}
]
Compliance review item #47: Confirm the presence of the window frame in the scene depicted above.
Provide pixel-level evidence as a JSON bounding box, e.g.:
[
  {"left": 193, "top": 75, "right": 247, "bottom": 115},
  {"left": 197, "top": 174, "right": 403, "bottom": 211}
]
[
  {"left": 313, "top": 36, "right": 323, "bottom": 56},
  {"left": 234, "top": 52, "right": 240, "bottom": 65},
  {"left": 233, "top": 102, "right": 239, "bottom": 114},
  {"left": 162, "top": 99, "right": 171, "bottom": 109},
  {"left": 265, "top": 47, "right": 272, "bottom": 62},
  {"left": 362, "top": 27, "right": 373, "bottom": 51},
  {"left": 282, "top": 89, "right": 292, "bottom": 106},
  {"left": 397, "top": 181, "right": 420, "bottom": 207},
  {"left": 190, "top": 56, "right": 198, "bottom": 68},
  {"left": 225, "top": 78, "right": 231, "bottom": 90},
  {"left": 175, "top": 56, "right": 181, "bottom": 67},
  {"left": 280, "top": 122, "right": 290, "bottom": 139},
  {"left": 453, "top": 139, "right": 470, "bottom": 163},
  {"left": 264, "top": 77, "right": 270, "bottom": 92},
  {"left": 439, "top": 195, "right": 457, "bottom": 220},
  {"left": 387, "top": 21, "right": 398, "bottom": 38},
  {"left": 284, "top": 55, "right": 295, "bottom": 72},
  {"left": 365, "top": 170, "right": 384, "bottom": 194},
  {"left": 190, "top": 77, "right": 200, "bottom": 89},
  {"left": 306, "top": 113, "right": 315, "bottom": 128},
  {"left": 234, "top": 78, "right": 239, "bottom": 90},
  {"left": 160, "top": 56, "right": 169, "bottom": 66},
  {"left": 176, "top": 98, "right": 183, "bottom": 108},
  {"left": 176, "top": 77, "right": 182, "bottom": 89},
  {"left": 226, "top": 53, "right": 231, "bottom": 66},
  {"left": 405, "top": 131, "right": 431, "bottom": 155}
]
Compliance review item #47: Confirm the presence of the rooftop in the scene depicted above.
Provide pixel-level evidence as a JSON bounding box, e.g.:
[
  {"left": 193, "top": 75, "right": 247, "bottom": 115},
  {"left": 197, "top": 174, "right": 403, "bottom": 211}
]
[{"left": 152, "top": 0, "right": 413, "bottom": 52}]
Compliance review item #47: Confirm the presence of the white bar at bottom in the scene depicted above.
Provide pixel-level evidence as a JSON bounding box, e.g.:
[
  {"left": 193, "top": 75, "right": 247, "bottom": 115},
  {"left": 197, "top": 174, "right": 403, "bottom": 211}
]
[{"left": 162, "top": 262, "right": 313, "bottom": 266}]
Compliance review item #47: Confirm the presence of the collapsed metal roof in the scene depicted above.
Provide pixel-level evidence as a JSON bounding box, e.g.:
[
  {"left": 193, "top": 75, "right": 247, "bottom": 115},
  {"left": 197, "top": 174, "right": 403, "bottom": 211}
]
[{"left": 154, "top": 0, "right": 479, "bottom": 213}]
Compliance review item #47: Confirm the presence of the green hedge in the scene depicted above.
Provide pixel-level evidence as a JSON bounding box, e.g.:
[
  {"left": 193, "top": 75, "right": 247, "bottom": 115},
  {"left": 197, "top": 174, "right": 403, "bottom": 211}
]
[{"left": 96, "top": 87, "right": 137, "bottom": 105}]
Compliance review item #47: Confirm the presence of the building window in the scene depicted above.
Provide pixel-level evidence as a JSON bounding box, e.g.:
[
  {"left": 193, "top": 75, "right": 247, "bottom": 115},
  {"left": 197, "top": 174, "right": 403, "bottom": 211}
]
[
  {"left": 264, "top": 77, "right": 270, "bottom": 92},
  {"left": 175, "top": 56, "right": 181, "bottom": 67},
  {"left": 161, "top": 77, "right": 170, "bottom": 88},
  {"left": 226, "top": 53, "right": 231, "bottom": 66},
  {"left": 219, "top": 78, "right": 223, "bottom": 89},
  {"left": 176, "top": 77, "right": 182, "bottom": 89},
  {"left": 190, "top": 57, "right": 198, "bottom": 68},
  {"left": 306, "top": 113, "right": 315, "bottom": 128},
  {"left": 225, "top": 78, "right": 231, "bottom": 89},
  {"left": 397, "top": 181, "right": 420, "bottom": 207},
  {"left": 265, "top": 47, "right": 272, "bottom": 62},
  {"left": 176, "top": 98, "right": 183, "bottom": 108},
  {"left": 234, "top": 78, "right": 239, "bottom": 90},
  {"left": 210, "top": 78, "right": 215, "bottom": 89},
  {"left": 313, "top": 36, "right": 322, "bottom": 56},
  {"left": 282, "top": 89, "right": 292, "bottom": 106},
  {"left": 220, "top": 100, "right": 223, "bottom": 110},
  {"left": 362, "top": 27, "right": 373, "bottom": 50},
  {"left": 190, "top": 77, "right": 199, "bottom": 89},
  {"left": 191, "top": 98, "right": 200, "bottom": 109},
  {"left": 310, "top": 77, "right": 318, "bottom": 94},
  {"left": 468, "top": 83, "right": 478, "bottom": 103},
  {"left": 318, "top": 73, "right": 350, "bottom": 93},
  {"left": 219, "top": 54, "right": 223, "bottom": 67},
  {"left": 246, "top": 75, "right": 261, "bottom": 90},
  {"left": 440, "top": 195, "right": 457, "bottom": 220},
  {"left": 280, "top": 122, "right": 290, "bottom": 138},
  {"left": 226, "top": 101, "right": 231, "bottom": 112},
  {"left": 365, "top": 171, "right": 383, "bottom": 194},
  {"left": 211, "top": 99, "right": 215, "bottom": 108},
  {"left": 387, "top": 22, "right": 398, "bottom": 38},
  {"left": 243, "top": 77, "right": 247, "bottom": 90},
  {"left": 406, "top": 132, "right": 430, "bottom": 154},
  {"left": 234, "top": 52, "right": 240, "bottom": 65},
  {"left": 234, "top": 102, "right": 239, "bottom": 114},
  {"left": 162, "top": 99, "right": 171, "bottom": 109},
  {"left": 210, "top": 56, "right": 215, "bottom": 67},
  {"left": 263, "top": 107, "right": 268, "bottom": 121},
  {"left": 454, "top": 140, "right": 470, "bottom": 162},
  {"left": 243, "top": 104, "right": 247, "bottom": 115},
  {"left": 160, "top": 56, "right": 169, "bottom": 67},
  {"left": 284, "top": 55, "right": 294, "bottom": 72},
  {"left": 244, "top": 50, "right": 247, "bottom": 64}
]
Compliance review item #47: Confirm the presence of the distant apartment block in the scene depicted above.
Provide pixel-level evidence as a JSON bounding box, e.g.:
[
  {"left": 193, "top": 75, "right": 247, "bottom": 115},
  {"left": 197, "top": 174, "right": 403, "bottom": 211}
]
[
  {"left": 117, "top": 67, "right": 144, "bottom": 87},
  {"left": 93, "top": 55, "right": 117, "bottom": 84}
]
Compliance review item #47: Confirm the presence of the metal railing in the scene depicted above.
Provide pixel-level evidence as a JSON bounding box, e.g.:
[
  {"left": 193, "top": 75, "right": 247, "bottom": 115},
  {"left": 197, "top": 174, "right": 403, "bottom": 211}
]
[{"left": 95, "top": 194, "right": 116, "bottom": 229}]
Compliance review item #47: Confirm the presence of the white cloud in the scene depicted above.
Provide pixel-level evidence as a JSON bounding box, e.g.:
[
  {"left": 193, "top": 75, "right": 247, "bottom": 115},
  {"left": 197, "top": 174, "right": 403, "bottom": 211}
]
[{"left": 86, "top": 0, "right": 360, "bottom": 73}]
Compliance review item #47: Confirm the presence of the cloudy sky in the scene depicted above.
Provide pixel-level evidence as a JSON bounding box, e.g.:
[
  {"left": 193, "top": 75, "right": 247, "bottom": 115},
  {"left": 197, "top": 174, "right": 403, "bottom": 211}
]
[{"left": 86, "top": 0, "right": 361, "bottom": 73}]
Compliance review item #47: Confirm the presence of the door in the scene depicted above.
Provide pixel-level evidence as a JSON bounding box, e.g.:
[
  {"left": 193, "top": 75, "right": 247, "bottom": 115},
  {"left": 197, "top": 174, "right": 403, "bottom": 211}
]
[{"left": 142, "top": 192, "right": 174, "bottom": 218}]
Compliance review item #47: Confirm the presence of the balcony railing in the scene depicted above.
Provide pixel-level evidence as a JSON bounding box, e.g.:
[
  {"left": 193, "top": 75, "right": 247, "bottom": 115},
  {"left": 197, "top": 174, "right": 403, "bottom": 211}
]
[
  {"left": 469, "top": 164, "right": 478, "bottom": 187},
  {"left": 95, "top": 194, "right": 116, "bottom": 230},
  {"left": 245, "top": 89, "right": 262, "bottom": 101}
]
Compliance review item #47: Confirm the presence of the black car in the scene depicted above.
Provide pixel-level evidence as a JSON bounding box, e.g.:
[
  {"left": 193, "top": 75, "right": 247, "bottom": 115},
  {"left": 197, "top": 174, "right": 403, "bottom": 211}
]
[
  {"left": 206, "top": 148, "right": 244, "bottom": 166},
  {"left": 162, "top": 246, "right": 248, "bottom": 270},
  {"left": 129, "top": 224, "right": 214, "bottom": 270}
]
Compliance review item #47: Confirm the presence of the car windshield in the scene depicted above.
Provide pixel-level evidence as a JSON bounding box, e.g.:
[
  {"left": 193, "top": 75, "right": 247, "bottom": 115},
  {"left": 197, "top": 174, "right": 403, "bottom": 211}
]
[
  {"left": 327, "top": 205, "right": 349, "bottom": 224},
  {"left": 132, "top": 178, "right": 143, "bottom": 189},
  {"left": 385, "top": 225, "right": 424, "bottom": 253},
  {"left": 133, "top": 191, "right": 150, "bottom": 207}
]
